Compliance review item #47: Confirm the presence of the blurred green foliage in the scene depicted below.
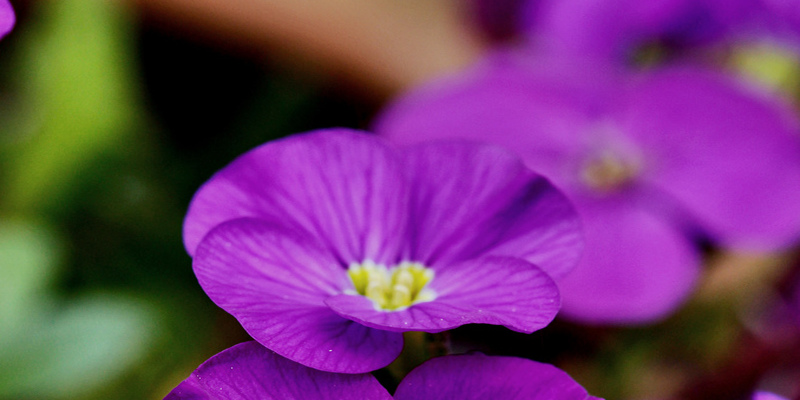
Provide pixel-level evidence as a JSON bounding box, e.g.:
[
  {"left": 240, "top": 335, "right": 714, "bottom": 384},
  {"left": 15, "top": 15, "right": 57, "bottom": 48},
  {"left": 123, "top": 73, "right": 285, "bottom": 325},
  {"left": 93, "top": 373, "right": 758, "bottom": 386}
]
[
  {"left": 3, "top": 0, "right": 142, "bottom": 213},
  {"left": 0, "top": 1, "right": 375, "bottom": 398},
  {"left": 0, "top": 1, "right": 164, "bottom": 398}
]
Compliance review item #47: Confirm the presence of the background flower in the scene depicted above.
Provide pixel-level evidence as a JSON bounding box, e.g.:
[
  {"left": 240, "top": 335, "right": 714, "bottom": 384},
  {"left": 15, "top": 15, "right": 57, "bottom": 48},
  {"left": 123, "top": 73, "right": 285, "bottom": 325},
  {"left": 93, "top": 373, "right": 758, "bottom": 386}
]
[
  {"left": 0, "top": 0, "right": 13, "bottom": 39},
  {"left": 518, "top": 0, "right": 800, "bottom": 68},
  {"left": 522, "top": 0, "right": 706, "bottom": 64},
  {"left": 167, "top": 342, "right": 602, "bottom": 400},
  {"left": 753, "top": 391, "right": 789, "bottom": 400},
  {"left": 375, "top": 55, "right": 800, "bottom": 323}
]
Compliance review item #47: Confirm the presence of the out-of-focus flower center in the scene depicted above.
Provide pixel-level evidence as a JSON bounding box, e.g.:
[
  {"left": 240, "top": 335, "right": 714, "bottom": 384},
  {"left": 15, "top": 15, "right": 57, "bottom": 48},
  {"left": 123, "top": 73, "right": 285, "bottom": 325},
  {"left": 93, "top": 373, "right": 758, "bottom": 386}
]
[
  {"left": 731, "top": 43, "right": 800, "bottom": 94},
  {"left": 580, "top": 152, "right": 639, "bottom": 192},
  {"left": 347, "top": 261, "right": 435, "bottom": 311}
]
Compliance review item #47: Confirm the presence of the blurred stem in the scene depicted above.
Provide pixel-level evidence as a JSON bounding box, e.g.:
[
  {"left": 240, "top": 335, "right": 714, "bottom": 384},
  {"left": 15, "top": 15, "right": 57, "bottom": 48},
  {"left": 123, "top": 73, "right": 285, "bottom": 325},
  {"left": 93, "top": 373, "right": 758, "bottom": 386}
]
[
  {"left": 386, "top": 331, "right": 451, "bottom": 383},
  {"left": 426, "top": 331, "right": 451, "bottom": 358},
  {"left": 123, "top": 0, "right": 486, "bottom": 98},
  {"left": 673, "top": 251, "right": 800, "bottom": 399},
  {"left": 386, "top": 331, "right": 426, "bottom": 383}
]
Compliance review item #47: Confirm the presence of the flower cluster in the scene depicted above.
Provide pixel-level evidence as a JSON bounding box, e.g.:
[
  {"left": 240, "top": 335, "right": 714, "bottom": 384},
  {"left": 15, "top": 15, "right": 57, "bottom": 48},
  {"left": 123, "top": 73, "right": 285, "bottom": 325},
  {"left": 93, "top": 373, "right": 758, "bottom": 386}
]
[
  {"left": 475, "top": 0, "right": 800, "bottom": 67},
  {"left": 753, "top": 393, "right": 788, "bottom": 400},
  {"left": 164, "top": 0, "right": 800, "bottom": 397},
  {"left": 375, "top": 49, "right": 800, "bottom": 324}
]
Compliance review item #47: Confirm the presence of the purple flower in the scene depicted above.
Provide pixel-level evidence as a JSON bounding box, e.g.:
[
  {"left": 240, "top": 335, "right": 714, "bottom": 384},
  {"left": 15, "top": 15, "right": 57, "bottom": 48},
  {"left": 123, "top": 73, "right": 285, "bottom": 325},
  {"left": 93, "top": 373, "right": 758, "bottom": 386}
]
[
  {"left": 521, "top": 0, "right": 800, "bottom": 65},
  {"left": 184, "top": 129, "right": 582, "bottom": 372},
  {"left": 522, "top": 0, "right": 710, "bottom": 63},
  {"left": 394, "top": 353, "right": 603, "bottom": 400},
  {"left": 0, "top": 0, "right": 14, "bottom": 39},
  {"left": 165, "top": 341, "right": 392, "bottom": 399},
  {"left": 374, "top": 56, "right": 800, "bottom": 324},
  {"left": 466, "top": 0, "right": 528, "bottom": 40},
  {"left": 165, "top": 341, "right": 602, "bottom": 400},
  {"left": 753, "top": 391, "right": 789, "bottom": 400}
]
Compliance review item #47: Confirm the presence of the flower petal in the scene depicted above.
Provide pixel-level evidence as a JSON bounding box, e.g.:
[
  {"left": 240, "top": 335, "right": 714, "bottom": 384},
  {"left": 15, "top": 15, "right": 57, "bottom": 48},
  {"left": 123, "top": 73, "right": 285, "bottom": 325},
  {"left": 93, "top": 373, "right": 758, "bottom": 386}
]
[
  {"left": 393, "top": 353, "right": 603, "bottom": 400},
  {"left": 525, "top": 0, "right": 702, "bottom": 62},
  {"left": 401, "top": 141, "right": 583, "bottom": 280},
  {"left": 752, "top": 392, "right": 789, "bottom": 400},
  {"left": 165, "top": 341, "right": 393, "bottom": 400},
  {"left": 558, "top": 195, "right": 701, "bottom": 324},
  {"left": 194, "top": 219, "right": 402, "bottom": 373},
  {"left": 0, "top": 0, "right": 14, "bottom": 39},
  {"left": 325, "top": 256, "right": 560, "bottom": 333},
  {"left": 622, "top": 67, "right": 800, "bottom": 251},
  {"left": 376, "top": 57, "right": 605, "bottom": 182},
  {"left": 183, "top": 129, "right": 409, "bottom": 266}
]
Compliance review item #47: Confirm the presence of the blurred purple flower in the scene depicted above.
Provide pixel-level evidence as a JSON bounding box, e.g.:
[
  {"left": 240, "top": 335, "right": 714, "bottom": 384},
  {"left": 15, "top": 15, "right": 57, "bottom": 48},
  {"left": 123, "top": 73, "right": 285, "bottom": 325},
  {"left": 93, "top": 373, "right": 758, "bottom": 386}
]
[
  {"left": 753, "top": 391, "right": 789, "bottom": 400},
  {"left": 465, "top": 0, "right": 528, "bottom": 40},
  {"left": 520, "top": 0, "right": 800, "bottom": 65},
  {"left": 0, "top": 0, "right": 14, "bottom": 39},
  {"left": 375, "top": 55, "right": 800, "bottom": 324},
  {"left": 184, "top": 129, "right": 582, "bottom": 372},
  {"left": 166, "top": 341, "right": 602, "bottom": 400},
  {"left": 466, "top": 0, "right": 708, "bottom": 58},
  {"left": 394, "top": 353, "right": 603, "bottom": 400},
  {"left": 523, "top": 0, "right": 711, "bottom": 63}
]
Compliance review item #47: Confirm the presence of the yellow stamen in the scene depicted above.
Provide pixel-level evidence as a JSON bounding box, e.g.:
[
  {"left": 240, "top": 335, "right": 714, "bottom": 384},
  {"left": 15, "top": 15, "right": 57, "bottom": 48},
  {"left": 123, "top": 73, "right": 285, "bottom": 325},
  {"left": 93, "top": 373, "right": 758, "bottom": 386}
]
[{"left": 347, "top": 261, "right": 435, "bottom": 311}]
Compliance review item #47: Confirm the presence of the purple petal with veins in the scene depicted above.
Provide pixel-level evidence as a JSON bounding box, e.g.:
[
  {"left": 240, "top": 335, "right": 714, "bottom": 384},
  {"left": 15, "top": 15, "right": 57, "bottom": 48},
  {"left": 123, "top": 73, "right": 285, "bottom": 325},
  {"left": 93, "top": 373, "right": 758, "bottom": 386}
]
[
  {"left": 165, "top": 341, "right": 392, "bottom": 400},
  {"left": 375, "top": 56, "right": 800, "bottom": 324},
  {"left": 326, "top": 256, "right": 559, "bottom": 333},
  {"left": 185, "top": 129, "right": 581, "bottom": 370},
  {"left": 194, "top": 218, "right": 402, "bottom": 373},
  {"left": 401, "top": 142, "right": 583, "bottom": 280},
  {"left": 184, "top": 129, "right": 409, "bottom": 266},
  {"left": 394, "top": 353, "right": 603, "bottom": 400}
]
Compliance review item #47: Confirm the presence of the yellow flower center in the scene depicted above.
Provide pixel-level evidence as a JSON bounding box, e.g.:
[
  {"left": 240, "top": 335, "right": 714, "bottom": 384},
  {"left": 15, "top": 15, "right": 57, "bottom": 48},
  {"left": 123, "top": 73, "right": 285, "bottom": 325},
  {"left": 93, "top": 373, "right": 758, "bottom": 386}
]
[
  {"left": 580, "top": 152, "right": 638, "bottom": 192},
  {"left": 347, "top": 261, "right": 435, "bottom": 311}
]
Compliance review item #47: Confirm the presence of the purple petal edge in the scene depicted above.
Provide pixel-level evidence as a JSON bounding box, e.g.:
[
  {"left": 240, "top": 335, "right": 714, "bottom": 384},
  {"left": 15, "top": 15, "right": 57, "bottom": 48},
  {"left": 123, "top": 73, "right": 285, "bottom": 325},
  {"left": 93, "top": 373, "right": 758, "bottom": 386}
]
[
  {"left": 326, "top": 256, "right": 560, "bottom": 333},
  {"left": 394, "top": 353, "right": 603, "bottom": 400},
  {"left": 165, "top": 341, "right": 393, "bottom": 400},
  {"left": 0, "top": 0, "right": 13, "bottom": 39},
  {"left": 193, "top": 218, "right": 403, "bottom": 373},
  {"left": 402, "top": 141, "right": 583, "bottom": 281},
  {"left": 752, "top": 391, "right": 789, "bottom": 400},
  {"left": 623, "top": 67, "right": 800, "bottom": 251},
  {"left": 558, "top": 196, "right": 701, "bottom": 324},
  {"left": 183, "top": 129, "right": 409, "bottom": 267}
]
